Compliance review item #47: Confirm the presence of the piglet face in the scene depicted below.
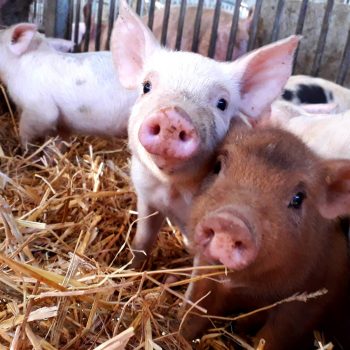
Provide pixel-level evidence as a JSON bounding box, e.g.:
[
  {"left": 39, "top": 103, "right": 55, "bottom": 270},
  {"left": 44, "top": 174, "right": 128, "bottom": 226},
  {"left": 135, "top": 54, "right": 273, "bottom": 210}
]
[
  {"left": 127, "top": 53, "right": 239, "bottom": 175},
  {"left": 111, "top": 0, "right": 299, "bottom": 178},
  {"left": 189, "top": 127, "right": 350, "bottom": 274}
]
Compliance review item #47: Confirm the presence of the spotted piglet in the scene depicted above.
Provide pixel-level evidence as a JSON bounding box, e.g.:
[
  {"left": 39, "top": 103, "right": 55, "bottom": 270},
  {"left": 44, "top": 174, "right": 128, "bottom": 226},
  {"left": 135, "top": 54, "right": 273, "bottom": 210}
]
[
  {"left": 183, "top": 126, "right": 350, "bottom": 349},
  {"left": 0, "top": 23, "right": 137, "bottom": 146}
]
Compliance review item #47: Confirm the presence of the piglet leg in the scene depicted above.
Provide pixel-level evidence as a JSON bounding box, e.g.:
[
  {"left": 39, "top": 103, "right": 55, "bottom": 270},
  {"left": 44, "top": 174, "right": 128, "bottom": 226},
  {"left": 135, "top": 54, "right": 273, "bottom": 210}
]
[
  {"left": 254, "top": 302, "right": 322, "bottom": 350},
  {"left": 130, "top": 198, "right": 165, "bottom": 269},
  {"left": 179, "top": 255, "right": 229, "bottom": 340}
]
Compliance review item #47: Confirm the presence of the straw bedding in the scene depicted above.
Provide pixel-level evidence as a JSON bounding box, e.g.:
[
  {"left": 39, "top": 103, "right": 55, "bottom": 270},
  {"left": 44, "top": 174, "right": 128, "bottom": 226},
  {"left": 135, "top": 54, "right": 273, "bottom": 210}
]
[{"left": 0, "top": 88, "right": 334, "bottom": 350}]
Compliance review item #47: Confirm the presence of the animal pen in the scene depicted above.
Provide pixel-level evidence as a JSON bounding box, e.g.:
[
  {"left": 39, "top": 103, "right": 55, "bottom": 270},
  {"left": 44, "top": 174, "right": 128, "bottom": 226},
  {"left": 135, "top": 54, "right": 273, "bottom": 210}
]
[
  {"left": 0, "top": 0, "right": 349, "bottom": 349},
  {"left": 31, "top": 0, "right": 350, "bottom": 86}
]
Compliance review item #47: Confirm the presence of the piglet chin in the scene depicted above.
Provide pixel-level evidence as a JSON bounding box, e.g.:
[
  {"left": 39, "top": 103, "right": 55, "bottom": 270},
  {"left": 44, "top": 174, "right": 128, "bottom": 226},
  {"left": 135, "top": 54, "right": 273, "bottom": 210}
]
[{"left": 150, "top": 154, "right": 196, "bottom": 174}]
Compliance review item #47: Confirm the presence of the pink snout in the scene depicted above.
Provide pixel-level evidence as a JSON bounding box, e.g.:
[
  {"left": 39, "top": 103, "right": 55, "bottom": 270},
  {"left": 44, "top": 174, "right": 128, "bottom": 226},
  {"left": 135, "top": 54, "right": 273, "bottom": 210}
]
[
  {"left": 194, "top": 209, "right": 259, "bottom": 271},
  {"left": 138, "top": 107, "right": 200, "bottom": 160}
]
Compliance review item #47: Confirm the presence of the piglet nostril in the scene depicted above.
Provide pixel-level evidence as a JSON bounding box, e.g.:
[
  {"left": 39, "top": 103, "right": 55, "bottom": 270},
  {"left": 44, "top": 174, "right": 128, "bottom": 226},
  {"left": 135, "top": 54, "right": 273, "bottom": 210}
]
[
  {"left": 234, "top": 241, "right": 243, "bottom": 249},
  {"left": 202, "top": 227, "right": 215, "bottom": 243},
  {"left": 179, "top": 130, "right": 187, "bottom": 141},
  {"left": 149, "top": 124, "right": 161, "bottom": 136}
]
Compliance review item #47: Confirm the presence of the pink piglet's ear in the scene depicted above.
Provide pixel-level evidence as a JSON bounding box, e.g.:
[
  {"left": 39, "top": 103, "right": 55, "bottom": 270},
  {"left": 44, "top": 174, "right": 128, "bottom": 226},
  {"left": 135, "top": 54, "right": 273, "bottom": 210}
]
[
  {"left": 232, "top": 35, "right": 300, "bottom": 121},
  {"left": 110, "top": 0, "right": 160, "bottom": 89},
  {"left": 9, "top": 23, "right": 37, "bottom": 56}
]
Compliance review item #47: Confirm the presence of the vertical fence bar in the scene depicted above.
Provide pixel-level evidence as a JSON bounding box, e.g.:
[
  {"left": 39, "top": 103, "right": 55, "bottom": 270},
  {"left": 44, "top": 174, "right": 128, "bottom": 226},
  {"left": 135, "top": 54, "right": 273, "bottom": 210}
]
[
  {"left": 136, "top": 0, "right": 143, "bottom": 15},
  {"left": 208, "top": 0, "right": 222, "bottom": 58},
  {"left": 95, "top": 0, "right": 104, "bottom": 51},
  {"left": 65, "top": 0, "right": 74, "bottom": 40},
  {"left": 292, "top": 0, "right": 309, "bottom": 73},
  {"left": 33, "top": 0, "right": 38, "bottom": 21},
  {"left": 161, "top": 0, "right": 171, "bottom": 46},
  {"left": 175, "top": 0, "right": 187, "bottom": 50},
  {"left": 226, "top": 0, "right": 242, "bottom": 61},
  {"left": 310, "top": 0, "right": 334, "bottom": 77},
  {"left": 192, "top": 0, "right": 204, "bottom": 53},
  {"left": 73, "top": 0, "right": 81, "bottom": 51},
  {"left": 336, "top": 28, "right": 350, "bottom": 85},
  {"left": 270, "top": 0, "right": 285, "bottom": 42},
  {"left": 247, "top": 0, "right": 263, "bottom": 51},
  {"left": 83, "top": 0, "right": 93, "bottom": 52},
  {"left": 106, "top": 0, "right": 117, "bottom": 50},
  {"left": 148, "top": 0, "right": 156, "bottom": 30}
]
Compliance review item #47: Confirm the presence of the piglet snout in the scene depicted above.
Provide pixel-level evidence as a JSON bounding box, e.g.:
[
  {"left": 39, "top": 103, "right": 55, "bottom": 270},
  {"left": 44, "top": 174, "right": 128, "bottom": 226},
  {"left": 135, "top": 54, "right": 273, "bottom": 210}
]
[
  {"left": 138, "top": 107, "right": 199, "bottom": 160},
  {"left": 195, "top": 209, "right": 258, "bottom": 271}
]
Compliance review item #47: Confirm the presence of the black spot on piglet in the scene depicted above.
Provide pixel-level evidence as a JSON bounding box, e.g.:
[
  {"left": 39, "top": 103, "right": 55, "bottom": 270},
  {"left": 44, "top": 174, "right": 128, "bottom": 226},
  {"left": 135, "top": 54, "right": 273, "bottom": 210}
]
[
  {"left": 295, "top": 84, "right": 328, "bottom": 104},
  {"left": 282, "top": 89, "right": 294, "bottom": 101}
]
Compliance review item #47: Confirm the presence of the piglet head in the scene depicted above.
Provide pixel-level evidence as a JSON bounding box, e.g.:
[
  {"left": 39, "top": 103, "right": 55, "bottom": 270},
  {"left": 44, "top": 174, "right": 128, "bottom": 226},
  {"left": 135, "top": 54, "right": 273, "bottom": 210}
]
[
  {"left": 111, "top": 0, "right": 299, "bottom": 177},
  {"left": 190, "top": 126, "right": 350, "bottom": 277}
]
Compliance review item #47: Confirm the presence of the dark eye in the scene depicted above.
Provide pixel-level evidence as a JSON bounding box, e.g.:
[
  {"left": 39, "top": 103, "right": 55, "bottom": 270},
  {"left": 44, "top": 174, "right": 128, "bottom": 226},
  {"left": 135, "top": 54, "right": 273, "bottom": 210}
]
[
  {"left": 217, "top": 98, "right": 227, "bottom": 111},
  {"left": 143, "top": 81, "right": 152, "bottom": 94},
  {"left": 288, "top": 192, "right": 306, "bottom": 209},
  {"left": 213, "top": 159, "right": 222, "bottom": 175}
]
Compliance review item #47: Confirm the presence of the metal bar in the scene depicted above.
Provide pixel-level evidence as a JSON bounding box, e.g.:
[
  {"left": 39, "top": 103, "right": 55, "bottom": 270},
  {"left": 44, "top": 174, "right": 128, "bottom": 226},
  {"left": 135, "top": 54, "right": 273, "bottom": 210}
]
[
  {"left": 136, "top": 0, "right": 142, "bottom": 15},
  {"left": 56, "top": 0, "right": 70, "bottom": 38},
  {"left": 192, "top": 0, "right": 204, "bottom": 53},
  {"left": 208, "top": 0, "right": 222, "bottom": 58},
  {"left": 270, "top": 0, "right": 285, "bottom": 42},
  {"left": 83, "top": 0, "right": 93, "bottom": 52},
  {"left": 65, "top": 0, "right": 74, "bottom": 40},
  {"left": 44, "top": 0, "right": 57, "bottom": 37},
  {"left": 95, "top": 0, "right": 104, "bottom": 51},
  {"left": 106, "top": 0, "right": 117, "bottom": 50},
  {"left": 73, "top": 0, "right": 81, "bottom": 51},
  {"left": 336, "top": 28, "right": 350, "bottom": 86},
  {"left": 175, "top": 0, "right": 187, "bottom": 50},
  {"left": 292, "top": 0, "right": 309, "bottom": 73},
  {"left": 160, "top": 0, "right": 171, "bottom": 46},
  {"left": 247, "top": 0, "right": 263, "bottom": 51},
  {"left": 148, "top": 0, "right": 156, "bottom": 30},
  {"left": 310, "top": 0, "right": 334, "bottom": 77},
  {"left": 226, "top": 0, "right": 242, "bottom": 61},
  {"left": 33, "top": 0, "right": 37, "bottom": 21}
]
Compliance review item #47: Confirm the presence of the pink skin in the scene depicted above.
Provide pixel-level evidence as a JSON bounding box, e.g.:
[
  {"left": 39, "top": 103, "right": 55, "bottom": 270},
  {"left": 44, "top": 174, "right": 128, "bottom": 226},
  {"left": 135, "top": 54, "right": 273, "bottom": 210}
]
[
  {"left": 194, "top": 207, "right": 259, "bottom": 270},
  {"left": 138, "top": 107, "right": 200, "bottom": 163}
]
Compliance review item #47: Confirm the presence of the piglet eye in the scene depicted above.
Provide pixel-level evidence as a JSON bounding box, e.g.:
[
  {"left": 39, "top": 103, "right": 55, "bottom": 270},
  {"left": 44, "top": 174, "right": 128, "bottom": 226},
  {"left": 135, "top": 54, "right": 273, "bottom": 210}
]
[
  {"left": 143, "top": 81, "right": 152, "bottom": 94},
  {"left": 213, "top": 159, "right": 222, "bottom": 175},
  {"left": 217, "top": 98, "right": 227, "bottom": 111},
  {"left": 288, "top": 192, "right": 306, "bottom": 209}
]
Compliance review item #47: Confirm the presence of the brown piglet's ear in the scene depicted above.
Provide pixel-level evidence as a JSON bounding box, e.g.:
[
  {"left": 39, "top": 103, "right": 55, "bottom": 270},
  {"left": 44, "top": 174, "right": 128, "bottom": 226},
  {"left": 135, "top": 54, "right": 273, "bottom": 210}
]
[{"left": 318, "top": 159, "right": 350, "bottom": 219}]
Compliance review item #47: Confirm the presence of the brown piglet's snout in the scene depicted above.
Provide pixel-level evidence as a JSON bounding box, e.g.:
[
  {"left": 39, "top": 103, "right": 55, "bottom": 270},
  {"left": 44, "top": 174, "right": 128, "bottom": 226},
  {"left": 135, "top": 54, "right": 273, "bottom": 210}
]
[{"left": 194, "top": 206, "right": 259, "bottom": 271}]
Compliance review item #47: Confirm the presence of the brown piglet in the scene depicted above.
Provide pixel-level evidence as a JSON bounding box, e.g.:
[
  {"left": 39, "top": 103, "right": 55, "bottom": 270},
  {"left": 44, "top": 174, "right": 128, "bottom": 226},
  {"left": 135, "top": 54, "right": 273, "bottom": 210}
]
[{"left": 183, "top": 126, "right": 350, "bottom": 349}]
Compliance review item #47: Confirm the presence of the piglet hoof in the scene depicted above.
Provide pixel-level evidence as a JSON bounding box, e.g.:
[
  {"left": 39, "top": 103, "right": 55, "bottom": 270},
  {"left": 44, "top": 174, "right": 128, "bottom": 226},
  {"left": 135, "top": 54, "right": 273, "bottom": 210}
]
[
  {"left": 164, "top": 275, "right": 180, "bottom": 284},
  {"left": 128, "top": 250, "right": 148, "bottom": 270},
  {"left": 178, "top": 312, "right": 209, "bottom": 341}
]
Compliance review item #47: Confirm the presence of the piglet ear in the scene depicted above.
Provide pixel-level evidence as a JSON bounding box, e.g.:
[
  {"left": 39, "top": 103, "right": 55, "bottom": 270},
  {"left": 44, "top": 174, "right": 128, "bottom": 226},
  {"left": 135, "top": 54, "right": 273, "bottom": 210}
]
[
  {"left": 111, "top": 0, "right": 160, "bottom": 89},
  {"left": 318, "top": 160, "right": 350, "bottom": 219},
  {"left": 9, "top": 23, "right": 37, "bottom": 56},
  {"left": 232, "top": 35, "right": 300, "bottom": 120}
]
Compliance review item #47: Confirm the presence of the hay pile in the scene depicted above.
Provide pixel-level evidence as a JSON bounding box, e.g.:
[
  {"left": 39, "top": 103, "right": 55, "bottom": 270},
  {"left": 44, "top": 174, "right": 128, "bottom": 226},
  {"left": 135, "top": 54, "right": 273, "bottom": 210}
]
[{"left": 0, "top": 96, "right": 334, "bottom": 349}]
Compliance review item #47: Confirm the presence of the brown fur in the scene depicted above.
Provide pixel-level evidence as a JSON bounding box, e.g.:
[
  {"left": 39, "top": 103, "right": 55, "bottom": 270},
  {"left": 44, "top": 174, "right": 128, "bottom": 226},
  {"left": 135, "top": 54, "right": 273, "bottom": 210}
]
[{"left": 183, "top": 127, "right": 350, "bottom": 349}]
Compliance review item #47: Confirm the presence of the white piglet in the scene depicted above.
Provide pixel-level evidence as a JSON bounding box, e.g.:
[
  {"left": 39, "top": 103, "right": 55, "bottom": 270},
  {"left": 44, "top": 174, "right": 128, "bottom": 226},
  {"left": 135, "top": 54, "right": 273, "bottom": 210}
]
[
  {"left": 111, "top": 1, "right": 299, "bottom": 267},
  {"left": 0, "top": 23, "right": 137, "bottom": 146}
]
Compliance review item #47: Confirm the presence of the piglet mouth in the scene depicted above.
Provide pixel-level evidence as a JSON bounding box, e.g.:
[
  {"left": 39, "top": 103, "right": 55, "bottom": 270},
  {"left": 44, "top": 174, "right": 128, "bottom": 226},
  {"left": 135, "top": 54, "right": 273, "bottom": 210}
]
[{"left": 193, "top": 208, "right": 259, "bottom": 271}]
